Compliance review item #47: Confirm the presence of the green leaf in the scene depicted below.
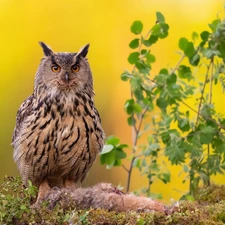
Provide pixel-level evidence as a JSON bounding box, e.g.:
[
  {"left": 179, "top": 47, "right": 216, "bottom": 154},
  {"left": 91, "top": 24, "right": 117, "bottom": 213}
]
[
  {"left": 133, "top": 88, "right": 144, "bottom": 100},
  {"left": 202, "top": 49, "right": 220, "bottom": 59},
  {"left": 130, "top": 76, "right": 142, "bottom": 88},
  {"left": 115, "top": 149, "right": 127, "bottom": 159},
  {"left": 150, "top": 163, "right": 160, "bottom": 172},
  {"left": 200, "top": 31, "right": 210, "bottom": 41},
  {"left": 166, "top": 73, "right": 177, "bottom": 85},
  {"left": 179, "top": 38, "right": 195, "bottom": 57},
  {"left": 133, "top": 103, "right": 142, "bottom": 113},
  {"left": 156, "top": 12, "right": 165, "bottom": 23},
  {"left": 105, "top": 151, "right": 116, "bottom": 168},
  {"left": 178, "top": 118, "right": 190, "bottom": 132},
  {"left": 151, "top": 24, "right": 161, "bottom": 36},
  {"left": 158, "top": 173, "right": 170, "bottom": 184},
  {"left": 145, "top": 52, "right": 156, "bottom": 63},
  {"left": 189, "top": 53, "right": 200, "bottom": 66},
  {"left": 200, "top": 133, "right": 214, "bottom": 144},
  {"left": 135, "top": 60, "right": 150, "bottom": 74},
  {"left": 133, "top": 158, "right": 141, "bottom": 168},
  {"left": 129, "top": 38, "right": 139, "bottom": 49},
  {"left": 130, "top": 21, "right": 143, "bottom": 34},
  {"left": 201, "top": 126, "right": 216, "bottom": 134},
  {"left": 118, "top": 144, "right": 129, "bottom": 149},
  {"left": 178, "top": 65, "right": 193, "bottom": 81},
  {"left": 20, "top": 205, "right": 27, "bottom": 211},
  {"left": 128, "top": 52, "right": 139, "bottom": 64},
  {"left": 121, "top": 71, "right": 133, "bottom": 81},
  {"left": 100, "top": 155, "right": 106, "bottom": 164},
  {"left": 149, "top": 35, "right": 158, "bottom": 44},
  {"left": 179, "top": 37, "right": 188, "bottom": 51},
  {"left": 159, "top": 68, "right": 169, "bottom": 75},
  {"left": 127, "top": 116, "right": 136, "bottom": 126},
  {"left": 192, "top": 32, "right": 198, "bottom": 41},
  {"left": 143, "top": 35, "right": 158, "bottom": 47},
  {"left": 101, "top": 145, "right": 114, "bottom": 154},
  {"left": 184, "top": 42, "right": 195, "bottom": 57},
  {"left": 149, "top": 143, "right": 160, "bottom": 150},
  {"left": 183, "top": 164, "right": 189, "bottom": 172},
  {"left": 106, "top": 136, "right": 120, "bottom": 145},
  {"left": 208, "top": 19, "right": 220, "bottom": 32},
  {"left": 156, "top": 97, "right": 168, "bottom": 110},
  {"left": 124, "top": 99, "right": 135, "bottom": 114},
  {"left": 141, "top": 49, "right": 147, "bottom": 55},
  {"left": 184, "top": 195, "right": 195, "bottom": 201},
  {"left": 158, "top": 23, "right": 169, "bottom": 39}
]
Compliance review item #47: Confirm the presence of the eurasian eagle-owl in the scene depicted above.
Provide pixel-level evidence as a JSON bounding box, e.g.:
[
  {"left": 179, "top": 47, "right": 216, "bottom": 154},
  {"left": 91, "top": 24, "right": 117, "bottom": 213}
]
[{"left": 12, "top": 42, "right": 105, "bottom": 201}]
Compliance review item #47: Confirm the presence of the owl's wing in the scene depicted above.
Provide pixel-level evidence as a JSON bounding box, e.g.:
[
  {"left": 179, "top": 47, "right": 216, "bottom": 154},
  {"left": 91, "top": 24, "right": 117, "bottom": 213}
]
[
  {"left": 12, "top": 94, "right": 34, "bottom": 145},
  {"left": 93, "top": 107, "right": 102, "bottom": 123},
  {"left": 93, "top": 107, "right": 105, "bottom": 147}
]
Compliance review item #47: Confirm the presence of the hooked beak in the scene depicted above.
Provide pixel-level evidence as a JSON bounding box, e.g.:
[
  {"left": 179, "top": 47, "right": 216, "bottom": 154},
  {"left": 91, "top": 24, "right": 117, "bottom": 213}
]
[{"left": 64, "top": 72, "right": 69, "bottom": 84}]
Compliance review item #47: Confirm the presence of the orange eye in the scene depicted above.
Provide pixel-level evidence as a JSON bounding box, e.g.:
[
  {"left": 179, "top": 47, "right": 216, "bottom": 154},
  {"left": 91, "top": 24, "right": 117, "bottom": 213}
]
[
  {"left": 72, "top": 64, "right": 80, "bottom": 72},
  {"left": 51, "top": 64, "right": 61, "bottom": 73}
]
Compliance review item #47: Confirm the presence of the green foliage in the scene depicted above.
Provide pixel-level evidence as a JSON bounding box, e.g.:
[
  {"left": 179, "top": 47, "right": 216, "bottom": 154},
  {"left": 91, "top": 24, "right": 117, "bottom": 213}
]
[
  {"left": 101, "top": 11, "right": 225, "bottom": 198},
  {"left": 130, "top": 21, "right": 143, "bottom": 34},
  {"left": 100, "top": 136, "right": 127, "bottom": 169}
]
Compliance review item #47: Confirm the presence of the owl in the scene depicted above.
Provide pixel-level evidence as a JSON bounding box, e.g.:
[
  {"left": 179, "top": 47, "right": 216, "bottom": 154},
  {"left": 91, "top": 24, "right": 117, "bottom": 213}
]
[{"left": 12, "top": 42, "right": 105, "bottom": 202}]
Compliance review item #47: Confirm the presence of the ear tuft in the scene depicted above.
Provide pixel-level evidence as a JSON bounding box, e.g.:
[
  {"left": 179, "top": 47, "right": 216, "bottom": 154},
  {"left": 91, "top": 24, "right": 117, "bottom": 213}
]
[
  {"left": 77, "top": 44, "right": 90, "bottom": 58},
  {"left": 39, "top": 42, "right": 54, "bottom": 56}
]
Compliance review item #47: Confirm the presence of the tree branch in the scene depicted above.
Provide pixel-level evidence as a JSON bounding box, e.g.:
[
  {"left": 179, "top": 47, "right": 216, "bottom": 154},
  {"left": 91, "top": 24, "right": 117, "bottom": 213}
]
[{"left": 181, "top": 99, "right": 225, "bottom": 130}]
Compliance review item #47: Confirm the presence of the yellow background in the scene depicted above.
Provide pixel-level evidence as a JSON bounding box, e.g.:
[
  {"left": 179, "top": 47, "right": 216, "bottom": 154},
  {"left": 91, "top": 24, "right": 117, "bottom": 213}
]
[{"left": 0, "top": 0, "right": 224, "bottom": 203}]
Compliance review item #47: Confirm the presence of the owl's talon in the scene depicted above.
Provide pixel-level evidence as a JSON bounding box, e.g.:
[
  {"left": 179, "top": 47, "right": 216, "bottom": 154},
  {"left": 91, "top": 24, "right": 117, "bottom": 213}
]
[{"left": 51, "top": 186, "right": 60, "bottom": 191}]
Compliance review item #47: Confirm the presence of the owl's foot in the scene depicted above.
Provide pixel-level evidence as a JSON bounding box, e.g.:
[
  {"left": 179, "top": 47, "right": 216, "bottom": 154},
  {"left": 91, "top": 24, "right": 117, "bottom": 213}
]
[
  {"left": 32, "top": 179, "right": 51, "bottom": 207},
  {"left": 64, "top": 179, "right": 78, "bottom": 190},
  {"left": 45, "top": 188, "right": 65, "bottom": 209}
]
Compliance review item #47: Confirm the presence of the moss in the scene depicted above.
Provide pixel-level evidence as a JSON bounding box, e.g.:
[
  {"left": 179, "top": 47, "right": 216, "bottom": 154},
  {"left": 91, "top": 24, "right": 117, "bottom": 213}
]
[
  {"left": 1, "top": 177, "right": 225, "bottom": 225},
  {"left": 194, "top": 184, "right": 225, "bottom": 203}
]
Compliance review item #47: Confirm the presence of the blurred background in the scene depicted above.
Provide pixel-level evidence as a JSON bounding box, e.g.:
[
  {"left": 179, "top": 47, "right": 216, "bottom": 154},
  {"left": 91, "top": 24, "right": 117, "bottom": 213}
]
[{"left": 0, "top": 0, "right": 224, "bottom": 204}]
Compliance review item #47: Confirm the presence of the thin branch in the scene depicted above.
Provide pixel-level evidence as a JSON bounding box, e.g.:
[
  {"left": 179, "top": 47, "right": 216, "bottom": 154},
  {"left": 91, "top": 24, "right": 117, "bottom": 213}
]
[
  {"left": 171, "top": 54, "right": 185, "bottom": 74},
  {"left": 144, "top": 29, "right": 152, "bottom": 39},
  {"left": 135, "top": 106, "right": 150, "bottom": 144},
  {"left": 130, "top": 90, "right": 138, "bottom": 141},
  {"left": 126, "top": 157, "right": 135, "bottom": 193},
  {"left": 209, "top": 57, "right": 214, "bottom": 104},
  {"left": 195, "top": 60, "right": 213, "bottom": 129},
  {"left": 181, "top": 100, "right": 225, "bottom": 130},
  {"left": 134, "top": 152, "right": 145, "bottom": 158},
  {"left": 122, "top": 164, "right": 129, "bottom": 173},
  {"left": 207, "top": 56, "right": 214, "bottom": 187}
]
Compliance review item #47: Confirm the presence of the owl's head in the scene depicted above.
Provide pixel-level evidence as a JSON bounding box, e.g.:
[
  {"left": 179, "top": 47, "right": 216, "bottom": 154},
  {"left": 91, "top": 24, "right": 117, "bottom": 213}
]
[{"left": 35, "top": 42, "right": 93, "bottom": 96}]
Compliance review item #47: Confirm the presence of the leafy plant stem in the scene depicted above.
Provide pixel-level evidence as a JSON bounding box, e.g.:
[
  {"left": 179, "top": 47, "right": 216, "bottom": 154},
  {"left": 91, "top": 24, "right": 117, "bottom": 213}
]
[
  {"left": 209, "top": 57, "right": 214, "bottom": 104},
  {"left": 171, "top": 54, "right": 185, "bottom": 74},
  {"left": 195, "top": 60, "right": 213, "bottom": 129},
  {"left": 125, "top": 28, "right": 153, "bottom": 193}
]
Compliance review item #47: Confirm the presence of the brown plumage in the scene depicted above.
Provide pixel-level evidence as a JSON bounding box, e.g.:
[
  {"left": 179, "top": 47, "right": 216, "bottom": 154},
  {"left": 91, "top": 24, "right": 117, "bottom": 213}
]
[{"left": 12, "top": 42, "right": 105, "bottom": 201}]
